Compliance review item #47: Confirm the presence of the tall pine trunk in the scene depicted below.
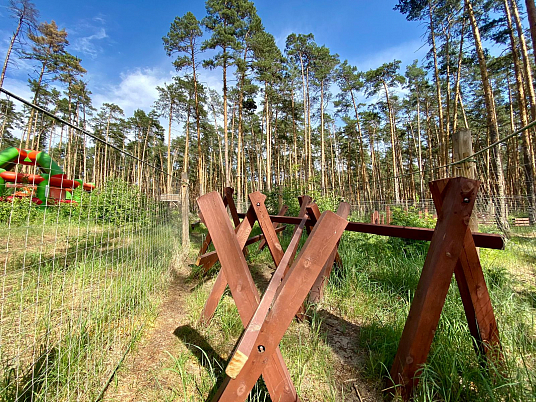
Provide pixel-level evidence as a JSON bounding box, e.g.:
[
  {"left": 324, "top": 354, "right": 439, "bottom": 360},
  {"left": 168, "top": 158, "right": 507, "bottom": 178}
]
[{"left": 466, "top": 0, "right": 510, "bottom": 233}]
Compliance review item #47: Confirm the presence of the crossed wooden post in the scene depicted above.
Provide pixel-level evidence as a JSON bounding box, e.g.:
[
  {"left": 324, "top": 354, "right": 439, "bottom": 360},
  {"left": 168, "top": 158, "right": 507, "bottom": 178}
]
[
  {"left": 390, "top": 177, "right": 502, "bottom": 399},
  {"left": 196, "top": 188, "right": 290, "bottom": 274},
  {"left": 199, "top": 191, "right": 287, "bottom": 324},
  {"left": 198, "top": 190, "right": 349, "bottom": 402}
]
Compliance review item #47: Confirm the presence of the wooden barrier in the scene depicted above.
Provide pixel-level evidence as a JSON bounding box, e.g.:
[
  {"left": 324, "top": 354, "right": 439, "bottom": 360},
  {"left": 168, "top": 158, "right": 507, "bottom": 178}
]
[
  {"left": 389, "top": 177, "right": 502, "bottom": 399},
  {"left": 192, "top": 177, "right": 504, "bottom": 401},
  {"left": 198, "top": 190, "right": 347, "bottom": 401}
]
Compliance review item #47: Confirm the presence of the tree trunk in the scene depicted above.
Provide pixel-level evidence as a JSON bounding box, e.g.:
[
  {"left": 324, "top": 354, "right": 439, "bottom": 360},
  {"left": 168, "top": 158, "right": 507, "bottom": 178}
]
[
  {"left": 0, "top": 14, "right": 23, "bottom": 88},
  {"left": 222, "top": 49, "right": 230, "bottom": 187},
  {"left": 524, "top": 0, "right": 536, "bottom": 66},
  {"left": 383, "top": 79, "right": 400, "bottom": 202},
  {"left": 466, "top": 0, "right": 510, "bottom": 233},
  {"left": 429, "top": 0, "right": 447, "bottom": 175},
  {"left": 320, "top": 80, "right": 326, "bottom": 193},
  {"left": 265, "top": 82, "right": 272, "bottom": 192}
]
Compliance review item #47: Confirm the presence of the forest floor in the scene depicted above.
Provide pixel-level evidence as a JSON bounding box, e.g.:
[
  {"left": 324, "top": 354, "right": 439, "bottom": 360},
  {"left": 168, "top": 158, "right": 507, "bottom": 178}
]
[
  {"left": 102, "top": 231, "right": 383, "bottom": 402},
  {"left": 102, "top": 221, "right": 536, "bottom": 402}
]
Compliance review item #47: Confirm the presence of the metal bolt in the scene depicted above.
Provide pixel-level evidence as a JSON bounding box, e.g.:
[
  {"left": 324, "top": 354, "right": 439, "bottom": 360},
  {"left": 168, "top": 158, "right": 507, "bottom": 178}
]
[
  {"left": 463, "top": 197, "right": 470, "bottom": 203},
  {"left": 256, "top": 202, "right": 260, "bottom": 206},
  {"left": 258, "top": 345, "right": 265, "bottom": 353}
]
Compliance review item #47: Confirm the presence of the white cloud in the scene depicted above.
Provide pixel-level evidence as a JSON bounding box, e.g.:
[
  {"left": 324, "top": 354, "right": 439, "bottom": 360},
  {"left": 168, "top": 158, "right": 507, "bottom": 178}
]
[
  {"left": 92, "top": 67, "right": 174, "bottom": 117},
  {"left": 72, "top": 28, "right": 108, "bottom": 59},
  {"left": 351, "top": 39, "right": 427, "bottom": 72}
]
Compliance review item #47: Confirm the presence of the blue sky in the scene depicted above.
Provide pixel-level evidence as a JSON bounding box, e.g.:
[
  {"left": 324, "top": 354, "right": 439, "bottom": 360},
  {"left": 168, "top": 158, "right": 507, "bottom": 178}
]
[{"left": 0, "top": 0, "right": 428, "bottom": 118}]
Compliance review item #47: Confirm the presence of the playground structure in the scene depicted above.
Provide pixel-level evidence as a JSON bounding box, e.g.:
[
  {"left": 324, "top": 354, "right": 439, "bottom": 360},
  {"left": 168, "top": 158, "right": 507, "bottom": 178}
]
[
  {"left": 0, "top": 147, "right": 95, "bottom": 205},
  {"left": 195, "top": 178, "right": 505, "bottom": 401}
]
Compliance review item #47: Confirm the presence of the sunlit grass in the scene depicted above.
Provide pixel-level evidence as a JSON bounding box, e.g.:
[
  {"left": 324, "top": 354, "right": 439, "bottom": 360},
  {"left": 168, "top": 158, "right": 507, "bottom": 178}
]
[
  {"left": 0, "top": 221, "right": 177, "bottom": 401},
  {"left": 173, "top": 218, "right": 536, "bottom": 401}
]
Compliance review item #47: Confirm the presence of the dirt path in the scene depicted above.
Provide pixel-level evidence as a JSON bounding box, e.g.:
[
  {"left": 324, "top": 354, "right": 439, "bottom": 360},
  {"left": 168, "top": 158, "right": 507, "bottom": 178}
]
[
  {"left": 102, "top": 247, "right": 383, "bottom": 402},
  {"left": 102, "top": 253, "right": 193, "bottom": 402}
]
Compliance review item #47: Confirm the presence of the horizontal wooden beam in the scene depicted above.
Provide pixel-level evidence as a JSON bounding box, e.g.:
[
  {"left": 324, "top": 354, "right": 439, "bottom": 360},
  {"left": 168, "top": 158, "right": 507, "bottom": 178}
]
[
  {"left": 196, "top": 225, "right": 287, "bottom": 267},
  {"left": 236, "top": 213, "right": 504, "bottom": 250}
]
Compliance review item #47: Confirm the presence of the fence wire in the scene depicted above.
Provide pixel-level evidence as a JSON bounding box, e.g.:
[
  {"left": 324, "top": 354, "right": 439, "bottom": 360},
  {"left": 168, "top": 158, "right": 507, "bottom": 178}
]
[{"left": 0, "top": 89, "right": 182, "bottom": 401}]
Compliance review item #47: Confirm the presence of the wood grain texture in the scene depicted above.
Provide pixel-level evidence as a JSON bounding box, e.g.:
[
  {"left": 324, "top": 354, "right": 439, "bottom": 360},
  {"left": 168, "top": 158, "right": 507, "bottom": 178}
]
[
  {"left": 390, "top": 178, "right": 478, "bottom": 399},
  {"left": 198, "top": 192, "right": 297, "bottom": 402},
  {"left": 213, "top": 210, "right": 348, "bottom": 402},
  {"left": 259, "top": 204, "right": 289, "bottom": 251},
  {"left": 250, "top": 192, "right": 284, "bottom": 267}
]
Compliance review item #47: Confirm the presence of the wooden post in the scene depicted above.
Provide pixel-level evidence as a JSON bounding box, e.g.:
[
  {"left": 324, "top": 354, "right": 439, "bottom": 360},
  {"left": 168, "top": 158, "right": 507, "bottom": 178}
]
[
  {"left": 389, "top": 178, "right": 502, "bottom": 400},
  {"left": 453, "top": 128, "right": 479, "bottom": 234},
  {"left": 181, "top": 171, "right": 190, "bottom": 249}
]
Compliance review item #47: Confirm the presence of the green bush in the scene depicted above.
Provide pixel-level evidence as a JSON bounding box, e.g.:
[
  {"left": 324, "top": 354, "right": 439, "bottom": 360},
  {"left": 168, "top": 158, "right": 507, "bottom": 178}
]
[
  {"left": 0, "top": 197, "right": 40, "bottom": 226},
  {"left": 82, "top": 178, "right": 162, "bottom": 226},
  {"left": 387, "top": 207, "right": 436, "bottom": 256}
]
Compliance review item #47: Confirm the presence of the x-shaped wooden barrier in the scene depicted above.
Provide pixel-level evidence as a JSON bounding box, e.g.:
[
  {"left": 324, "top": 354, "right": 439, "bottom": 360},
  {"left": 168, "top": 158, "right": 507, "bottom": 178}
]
[
  {"left": 198, "top": 190, "right": 349, "bottom": 402},
  {"left": 199, "top": 191, "right": 299, "bottom": 324},
  {"left": 390, "top": 177, "right": 502, "bottom": 399},
  {"left": 196, "top": 187, "right": 243, "bottom": 273}
]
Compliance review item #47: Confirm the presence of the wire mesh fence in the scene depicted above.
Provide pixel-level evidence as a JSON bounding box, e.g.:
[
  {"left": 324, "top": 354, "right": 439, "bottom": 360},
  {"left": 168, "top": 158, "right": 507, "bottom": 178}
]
[{"left": 0, "top": 88, "right": 181, "bottom": 401}]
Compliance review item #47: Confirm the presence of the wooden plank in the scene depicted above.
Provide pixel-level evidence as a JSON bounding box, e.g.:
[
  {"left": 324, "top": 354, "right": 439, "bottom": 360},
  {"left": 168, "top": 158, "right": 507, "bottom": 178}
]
[
  {"left": 196, "top": 191, "right": 230, "bottom": 264},
  {"left": 197, "top": 226, "right": 286, "bottom": 269},
  {"left": 306, "top": 203, "right": 344, "bottom": 268},
  {"left": 259, "top": 204, "right": 289, "bottom": 251},
  {"left": 199, "top": 269, "right": 228, "bottom": 324},
  {"left": 225, "top": 187, "right": 248, "bottom": 258},
  {"left": 198, "top": 192, "right": 297, "bottom": 402},
  {"left": 225, "top": 214, "right": 308, "bottom": 379},
  {"left": 235, "top": 213, "right": 504, "bottom": 249},
  {"left": 213, "top": 210, "right": 348, "bottom": 401},
  {"left": 390, "top": 178, "right": 478, "bottom": 399},
  {"left": 224, "top": 187, "right": 241, "bottom": 227},
  {"left": 295, "top": 195, "right": 312, "bottom": 235},
  {"left": 431, "top": 179, "right": 502, "bottom": 361},
  {"left": 198, "top": 205, "right": 257, "bottom": 324},
  {"left": 308, "top": 202, "right": 350, "bottom": 304},
  {"left": 250, "top": 192, "right": 284, "bottom": 266}
]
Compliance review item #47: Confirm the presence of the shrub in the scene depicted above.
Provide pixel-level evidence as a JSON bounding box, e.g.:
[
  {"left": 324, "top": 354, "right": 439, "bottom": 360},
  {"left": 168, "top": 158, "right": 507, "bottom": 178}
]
[
  {"left": 387, "top": 207, "right": 436, "bottom": 256},
  {"left": 83, "top": 178, "right": 162, "bottom": 226},
  {"left": 0, "top": 197, "right": 40, "bottom": 226}
]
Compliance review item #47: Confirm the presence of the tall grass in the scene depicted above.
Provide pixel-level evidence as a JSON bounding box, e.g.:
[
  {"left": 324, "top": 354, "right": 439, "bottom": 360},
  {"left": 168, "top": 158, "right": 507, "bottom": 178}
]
[
  {"left": 330, "top": 221, "right": 536, "bottom": 401},
  {"left": 0, "top": 180, "right": 179, "bottom": 401}
]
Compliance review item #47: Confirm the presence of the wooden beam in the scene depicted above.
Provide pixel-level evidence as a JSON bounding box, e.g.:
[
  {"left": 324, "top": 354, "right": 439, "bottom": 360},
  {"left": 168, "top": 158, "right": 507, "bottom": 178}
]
[
  {"left": 213, "top": 211, "right": 348, "bottom": 401},
  {"left": 225, "top": 214, "right": 308, "bottom": 379},
  {"left": 390, "top": 177, "right": 478, "bottom": 399},
  {"left": 235, "top": 214, "right": 504, "bottom": 250},
  {"left": 197, "top": 226, "right": 286, "bottom": 270},
  {"left": 308, "top": 202, "right": 350, "bottom": 304},
  {"left": 198, "top": 192, "right": 297, "bottom": 402},
  {"left": 250, "top": 192, "right": 284, "bottom": 266},
  {"left": 259, "top": 204, "right": 288, "bottom": 251}
]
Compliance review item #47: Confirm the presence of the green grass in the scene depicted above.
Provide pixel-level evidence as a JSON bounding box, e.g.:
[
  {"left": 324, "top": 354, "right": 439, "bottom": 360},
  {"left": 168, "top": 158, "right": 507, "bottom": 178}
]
[
  {"left": 0, "top": 218, "right": 178, "bottom": 401},
  {"left": 173, "top": 217, "right": 536, "bottom": 401}
]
